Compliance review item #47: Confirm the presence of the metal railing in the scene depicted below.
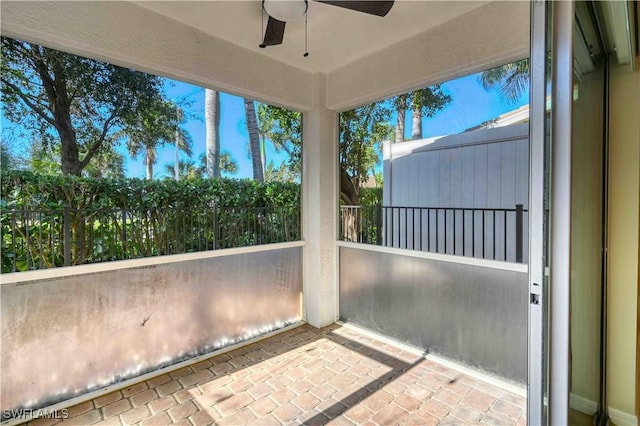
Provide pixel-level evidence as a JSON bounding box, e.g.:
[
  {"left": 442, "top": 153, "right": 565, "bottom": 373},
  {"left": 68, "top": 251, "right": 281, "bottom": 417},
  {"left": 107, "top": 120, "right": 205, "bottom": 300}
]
[
  {"left": 1, "top": 204, "right": 300, "bottom": 273},
  {"left": 340, "top": 204, "right": 528, "bottom": 263}
]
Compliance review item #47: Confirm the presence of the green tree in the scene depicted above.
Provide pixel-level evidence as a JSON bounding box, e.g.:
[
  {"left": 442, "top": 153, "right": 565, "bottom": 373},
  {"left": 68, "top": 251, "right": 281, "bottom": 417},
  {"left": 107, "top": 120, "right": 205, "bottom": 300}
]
[
  {"left": 164, "top": 159, "right": 200, "bottom": 180},
  {"left": 410, "top": 85, "right": 451, "bottom": 140},
  {"left": 28, "top": 139, "right": 125, "bottom": 178},
  {"left": 218, "top": 152, "right": 239, "bottom": 176},
  {"left": 121, "top": 99, "right": 192, "bottom": 179},
  {"left": 1, "top": 143, "right": 16, "bottom": 173},
  {"left": 264, "top": 161, "right": 298, "bottom": 183},
  {"left": 256, "top": 104, "right": 301, "bottom": 179},
  {"left": 170, "top": 152, "right": 239, "bottom": 179},
  {"left": 339, "top": 103, "right": 393, "bottom": 204},
  {"left": 391, "top": 86, "right": 451, "bottom": 142},
  {"left": 0, "top": 37, "right": 166, "bottom": 175},
  {"left": 171, "top": 106, "right": 193, "bottom": 180},
  {"left": 478, "top": 59, "right": 530, "bottom": 103},
  {"left": 257, "top": 89, "right": 449, "bottom": 204}
]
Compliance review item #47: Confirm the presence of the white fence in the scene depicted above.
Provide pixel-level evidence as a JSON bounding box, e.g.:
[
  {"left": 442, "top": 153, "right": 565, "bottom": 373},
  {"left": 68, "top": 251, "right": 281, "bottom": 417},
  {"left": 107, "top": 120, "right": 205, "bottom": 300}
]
[{"left": 382, "top": 123, "right": 529, "bottom": 262}]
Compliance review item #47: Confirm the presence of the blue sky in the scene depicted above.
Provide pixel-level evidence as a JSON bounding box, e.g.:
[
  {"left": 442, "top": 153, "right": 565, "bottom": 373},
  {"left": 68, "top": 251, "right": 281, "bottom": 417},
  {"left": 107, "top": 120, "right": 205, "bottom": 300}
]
[
  {"left": 145, "top": 72, "right": 527, "bottom": 179},
  {"left": 417, "top": 73, "right": 528, "bottom": 138},
  {"left": 128, "top": 82, "right": 289, "bottom": 179},
  {"left": 2, "top": 70, "right": 528, "bottom": 179}
]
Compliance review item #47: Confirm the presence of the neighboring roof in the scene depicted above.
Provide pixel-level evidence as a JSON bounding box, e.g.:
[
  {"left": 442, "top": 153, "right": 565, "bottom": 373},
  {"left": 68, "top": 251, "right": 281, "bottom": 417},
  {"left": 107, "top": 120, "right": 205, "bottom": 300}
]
[
  {"left": 465, "top": 104, "right": 529, "bottom": 132},
  {"left": 384, "top": 121, "right": 529, "bottom": 160}
]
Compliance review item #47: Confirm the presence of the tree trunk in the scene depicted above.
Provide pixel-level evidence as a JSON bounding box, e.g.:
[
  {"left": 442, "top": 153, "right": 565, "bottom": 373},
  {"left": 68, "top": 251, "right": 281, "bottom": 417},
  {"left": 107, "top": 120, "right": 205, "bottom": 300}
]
[
  {"left": 395, "top": 105, "right": 406, "bottom": 143},
  {"left": 244, "top": 99, "right": 264, "bottom": 182},
  {"left": 146, "top": 159, "right": 153, "bottom": 180},
  {"left": 205, "top": 89, "right": 220, "bottom": 178},
  {"left": 174, "top": 129, "right": 180, "bottom": 180},
  {"left": 340, "top": 167, "right": 359, "bottom": 205},
  {"left": 58, "top": 121, "right": 83, "bottom": 175},
  {"left": 411, "top": 108, "right": 422, "bottom": 140},
  {"left": 145, "top": 147, "right": 156, "bottom": 180}
]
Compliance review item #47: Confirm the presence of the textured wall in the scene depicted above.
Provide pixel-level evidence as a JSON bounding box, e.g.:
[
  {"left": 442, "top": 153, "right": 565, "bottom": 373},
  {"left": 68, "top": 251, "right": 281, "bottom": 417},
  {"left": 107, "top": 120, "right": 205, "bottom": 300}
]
[
  {"left": 339, "top": 246, "right": 528, "bottom": 382},
  {"left": 607, "top": 64, "right": 639, "bottom": 420},
  {"left": 1, "top": 247, "right": 303, "bottom": 411},
  {"left": 570, "top": 65, "right": 604, "bottom": 409}
]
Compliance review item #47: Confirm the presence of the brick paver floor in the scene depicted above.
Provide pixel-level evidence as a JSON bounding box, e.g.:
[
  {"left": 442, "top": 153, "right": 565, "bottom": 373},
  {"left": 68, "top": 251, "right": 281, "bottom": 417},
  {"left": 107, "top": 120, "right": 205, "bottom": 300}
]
[{"left": 27, "top": 324, "right": 526, "bottom": 425}]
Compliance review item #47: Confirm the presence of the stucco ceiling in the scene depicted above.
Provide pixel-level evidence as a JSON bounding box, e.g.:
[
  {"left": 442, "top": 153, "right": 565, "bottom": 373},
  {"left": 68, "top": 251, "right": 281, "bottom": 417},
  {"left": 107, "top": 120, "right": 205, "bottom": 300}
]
[{"left": 134, "top": 1, "right": 489, "bottom": 73}]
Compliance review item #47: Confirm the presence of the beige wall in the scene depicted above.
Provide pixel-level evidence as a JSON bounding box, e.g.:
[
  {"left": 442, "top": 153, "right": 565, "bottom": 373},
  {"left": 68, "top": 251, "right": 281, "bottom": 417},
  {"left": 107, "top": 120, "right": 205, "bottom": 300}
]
[
  {"left": 571, "top": 66, "right": 604, "bottom": 407},
  {"left": 607, "top": 63, "right": 640, "bottom": 419},
  {"left": 1, "top": 246, "right": 303, "bottom": 410}
]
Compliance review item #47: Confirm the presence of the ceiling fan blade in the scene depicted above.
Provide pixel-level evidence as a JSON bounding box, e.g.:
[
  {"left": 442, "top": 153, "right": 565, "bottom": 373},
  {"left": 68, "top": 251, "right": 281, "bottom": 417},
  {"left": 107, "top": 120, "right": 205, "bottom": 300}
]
[
  {"left": 260, "top": 16, "right": 286, "bottom": 47},
  {"left": 314, "top": 1, "right": 394, "bottom": 17}
]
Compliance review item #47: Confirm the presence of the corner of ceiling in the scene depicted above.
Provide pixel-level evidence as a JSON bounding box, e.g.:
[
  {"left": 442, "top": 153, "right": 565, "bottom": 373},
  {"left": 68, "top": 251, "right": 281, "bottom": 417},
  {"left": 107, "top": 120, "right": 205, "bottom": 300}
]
[
  {"left": 0, "top": 1, "right": 316, "bottom": 111},
  {"left": 323, "top": 1, "right": 530, "bottom": 112}
]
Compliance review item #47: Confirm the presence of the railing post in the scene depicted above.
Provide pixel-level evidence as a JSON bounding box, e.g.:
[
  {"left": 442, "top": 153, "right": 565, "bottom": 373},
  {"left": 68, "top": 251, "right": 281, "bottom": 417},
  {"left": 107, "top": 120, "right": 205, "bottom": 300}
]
[
  {"left": 376, "top": 205, "right": 383, "bottom": 245},
  {"left": 515, "top": 203, "right": 524, "bottom": 263},
  {"left": 63, "top": 206, "right": 71, "bottom": 267},
  {"left": 121, "top": 209, "right": 127, "bottom": 259},
  {"left": 213, "top": 203, "right": 218, "bottom": 250}
]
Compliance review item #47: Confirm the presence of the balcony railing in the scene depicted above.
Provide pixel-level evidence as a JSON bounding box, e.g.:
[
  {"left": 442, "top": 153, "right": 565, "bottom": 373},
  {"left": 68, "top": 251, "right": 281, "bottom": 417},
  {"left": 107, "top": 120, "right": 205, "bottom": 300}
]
[
  {"left": 1, "top": 204, "right": 300, "bottom": 273},
  {"left": 340, "top": 204, "right": 528, "bottom": 263}
]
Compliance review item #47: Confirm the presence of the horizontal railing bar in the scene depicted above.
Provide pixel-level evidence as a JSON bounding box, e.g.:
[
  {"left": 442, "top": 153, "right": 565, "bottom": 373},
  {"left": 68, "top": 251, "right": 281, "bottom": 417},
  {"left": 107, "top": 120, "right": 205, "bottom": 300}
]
[
  {"left": 341, "top": 205, "right": 528, "bottom": 212},
  {"left": 338, "top": 204, "right": 528, "bottom": 264}
]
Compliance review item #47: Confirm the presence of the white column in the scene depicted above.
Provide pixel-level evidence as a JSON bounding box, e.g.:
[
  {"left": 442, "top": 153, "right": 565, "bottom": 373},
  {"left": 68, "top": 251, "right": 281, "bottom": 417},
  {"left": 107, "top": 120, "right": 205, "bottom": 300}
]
[{"left": 302, "top": 73, "right": 338, "bottom": 328}]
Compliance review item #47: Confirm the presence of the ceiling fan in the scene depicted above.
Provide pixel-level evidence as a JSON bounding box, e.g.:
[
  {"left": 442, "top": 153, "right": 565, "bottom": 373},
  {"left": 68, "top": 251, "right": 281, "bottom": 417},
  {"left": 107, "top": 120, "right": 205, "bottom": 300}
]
[{"left": 259, "top": 0, "right": 395, "bottom": 50}]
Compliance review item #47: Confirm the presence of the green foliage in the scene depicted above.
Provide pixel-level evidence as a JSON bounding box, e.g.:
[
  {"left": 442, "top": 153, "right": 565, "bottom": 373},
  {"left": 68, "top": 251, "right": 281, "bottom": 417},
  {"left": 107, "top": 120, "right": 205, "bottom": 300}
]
[
  {"left": 409, "top": 85, "right": 452, "bottom": 118},
  {"left": 121, "top": 100, "right": 192, "bottom": 179},
  {"left": 28, "top": 140, "right": 126, "bottom": 179},
  {"left": 1, "top": 170, "right": 299, "bottom": 210},
  {"left": 257, "top": 104, "right": 302, "bottom": 180},
  {"left": 1, "top": 37, "right": 168, "bottom": 175},
  {"left": 339, "top": 103, "right": 393, "bottom": 204},
  {"left": 1, "top": 143, "right": 16, "bottom": 172},
  {"left": 360, "top": 187, "right": 383, "bottom": 206},
  {"left": 478, "top": 59, "right": 530, "bottom": 103},
  {"left": 264, "top": 161, "right": 298, "bottom": 183},
  {"left": 163, "top": 151, "right": 238, "bottom": 180},
  {"left": 1, "top": 171, "right": 301, "bottom": 272}
]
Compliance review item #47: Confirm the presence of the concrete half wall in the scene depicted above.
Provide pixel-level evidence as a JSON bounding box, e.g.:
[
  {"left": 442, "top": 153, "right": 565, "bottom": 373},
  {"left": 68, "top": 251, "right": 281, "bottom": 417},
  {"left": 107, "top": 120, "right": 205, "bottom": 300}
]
[
  {"left": 339, "top": 244, "right": 528, "bottom": 382},
  {"left": 0, "top": 246, "right": 303, "bottom": 411}
]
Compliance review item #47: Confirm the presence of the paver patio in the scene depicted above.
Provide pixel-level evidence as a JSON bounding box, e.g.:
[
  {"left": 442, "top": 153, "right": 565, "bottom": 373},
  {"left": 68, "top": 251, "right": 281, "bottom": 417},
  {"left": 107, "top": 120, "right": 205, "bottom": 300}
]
[{"left": 27, "top": 324, "right": 526, "bottom": 426}]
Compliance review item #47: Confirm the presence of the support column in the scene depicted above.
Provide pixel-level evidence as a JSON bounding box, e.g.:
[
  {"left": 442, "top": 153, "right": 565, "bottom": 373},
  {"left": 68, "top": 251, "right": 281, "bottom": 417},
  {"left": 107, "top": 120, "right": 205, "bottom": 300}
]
[{"left": 302, "top": 73, "right": 338, "bottom": 328}]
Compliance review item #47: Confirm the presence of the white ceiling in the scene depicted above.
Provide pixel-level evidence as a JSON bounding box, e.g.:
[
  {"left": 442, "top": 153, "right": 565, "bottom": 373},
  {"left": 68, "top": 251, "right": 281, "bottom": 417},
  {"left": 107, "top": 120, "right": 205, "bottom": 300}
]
[{"left": 134, "top": 1, "right": 489, "bottom": 73}]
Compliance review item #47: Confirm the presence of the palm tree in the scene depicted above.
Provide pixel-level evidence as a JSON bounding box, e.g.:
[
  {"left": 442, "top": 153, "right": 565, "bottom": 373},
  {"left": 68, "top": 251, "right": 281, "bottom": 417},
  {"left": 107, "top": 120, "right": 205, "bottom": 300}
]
[
  {"left": 244, "top": 99, "right": 264, "bottom": 182},
  {"left": 393, "top": 94, "right": 408, "bottom": 142},
  {"left": 219, "top": 152, "right": 239, "bottom": 176},
  {"left": 478, "top": 59, "right": 530, "bottom": 103},
  {"left": 393, "top": 87, "right": 450, "bottom": 142},
  {"left": 411, "top": 108, "right": 422, "bottom": 140},
  {"left": 409, "top": 85, "right": 451, "bottom": 140},
  {"left": 164, "top": 159, "right": 199, "bottom": 180},
  {"left": 123, "top": 100, "right": 192, "bottom": 179},
  {"left": 171, "top": 107, "right": 193, "bottom": 181},
  {"left": 205, "top": 88, "right": 221, "bottom": 178},
  {"left": 165, "top": 151, "right": 237, "bottom": 180}
]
